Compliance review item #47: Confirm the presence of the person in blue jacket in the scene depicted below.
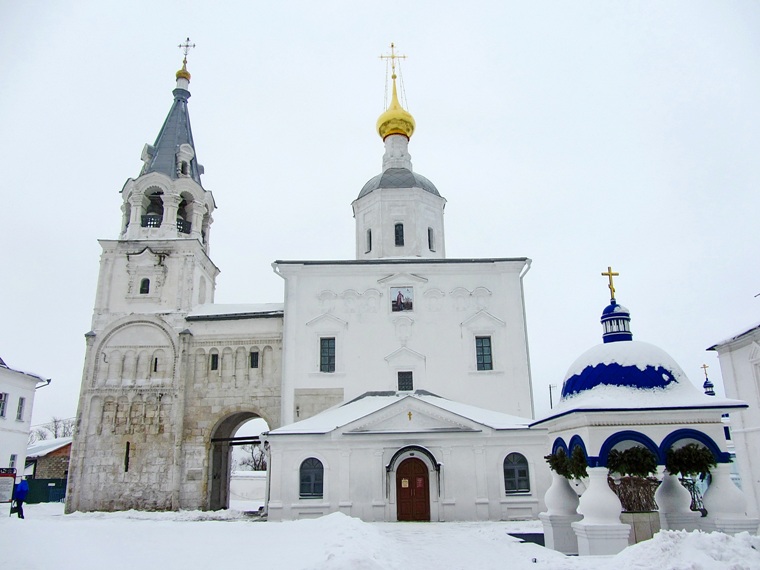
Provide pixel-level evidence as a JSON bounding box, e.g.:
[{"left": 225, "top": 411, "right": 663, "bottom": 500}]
[{"left": 12, "top": 478, "right": 29, "bottom": 519}]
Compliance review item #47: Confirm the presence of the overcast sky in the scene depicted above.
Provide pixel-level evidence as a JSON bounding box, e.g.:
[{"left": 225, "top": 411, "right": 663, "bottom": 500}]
[{"left": 2, "top": 2, "right": 759, "bottom": 427}]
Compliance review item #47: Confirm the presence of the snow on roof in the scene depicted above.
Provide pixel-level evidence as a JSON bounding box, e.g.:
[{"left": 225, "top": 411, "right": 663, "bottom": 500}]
[
  {"left": 27, "top": 437, "right": 72, "bottom": 458},
  {"left": 0, "top": 357, "right": 50, "bottom": 383},
  {"left": 708, "top": 321, "right": 760, "bottom": 350},
  {"left": 186, "top": 303, "right": 284, "bottom": 319},
  {"left": 532, "top": 341, "right": 747, "bottom": 425},
  {"left": 268, "top": 392, "right": 533, "bottom": 435}
]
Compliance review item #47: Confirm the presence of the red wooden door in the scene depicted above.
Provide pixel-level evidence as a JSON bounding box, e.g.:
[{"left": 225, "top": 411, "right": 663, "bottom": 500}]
[{"left": 396, "top": 457, "right": 430, "bottom": 521}]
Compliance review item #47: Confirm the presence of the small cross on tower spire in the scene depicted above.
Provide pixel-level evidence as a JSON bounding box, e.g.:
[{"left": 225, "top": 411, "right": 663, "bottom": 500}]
[
  {"left": 379, "top": 42, "right": 407, "bottom": 79},
  {"left": 176, "top": 37, "right": 195, "bottom": 82},
  {"left": 601, "top": 266, "right": 620, "bottom": 301},
  {"left": 701, "top": 363, "right": 709, "bottom": 379}
]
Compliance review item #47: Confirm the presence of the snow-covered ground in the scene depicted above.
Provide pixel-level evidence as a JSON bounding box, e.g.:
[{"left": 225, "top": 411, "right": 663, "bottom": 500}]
[{"left": 3, "top": 503, "right": 759, "bottom": 570}]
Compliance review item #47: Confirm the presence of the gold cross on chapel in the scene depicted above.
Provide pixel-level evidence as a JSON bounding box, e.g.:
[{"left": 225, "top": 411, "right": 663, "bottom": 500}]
[
  {"left": 380, "top": 42, "right": 407, "bottom": 77},
  {"left": 601, "top": 266, "right": 619, "bottom": 301}
]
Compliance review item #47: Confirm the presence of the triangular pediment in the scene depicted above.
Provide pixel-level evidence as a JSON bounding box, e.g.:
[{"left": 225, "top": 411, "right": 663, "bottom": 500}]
[
  {"left": 343, "top": 397, "right": 481, "bottom": 435},
  {"left": 461, "top": 309, "right": 506, "bottom": 329},
  {"left": 384, "top": 346, "right": 426, "bottom": 364},
  {"left": 377, "top": 272, "right": 428, "bottom": 285},
  {"left": 306, "top": 313, "right": 348, "bottom": 328}
]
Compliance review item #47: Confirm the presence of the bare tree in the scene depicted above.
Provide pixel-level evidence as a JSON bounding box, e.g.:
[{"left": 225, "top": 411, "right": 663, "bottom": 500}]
[
  {"left": 28, "top": 416, "right": 76, "bottom": 444},
  {"left": 238, "top": 443, "right": 267, "bottom": 471}
]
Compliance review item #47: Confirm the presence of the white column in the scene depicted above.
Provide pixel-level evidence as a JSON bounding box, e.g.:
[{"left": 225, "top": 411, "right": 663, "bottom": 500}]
[
  {"left": 572, "top": 467, "right": 631, "bottom": 556},
  {"left": 539, "top": 471, "right": 582, "bottom": 554},
  {"left": 654, "top": 468, "right": 700, "bottom": 531},
  {"left": 701, "top": 463, "right": 760, "bottom": 535}
]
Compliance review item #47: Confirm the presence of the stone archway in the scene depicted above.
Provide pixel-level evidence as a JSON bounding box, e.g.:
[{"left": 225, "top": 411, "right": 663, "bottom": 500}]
[{"left": 208, "top": 411, "right": 266, "bottom": 510}]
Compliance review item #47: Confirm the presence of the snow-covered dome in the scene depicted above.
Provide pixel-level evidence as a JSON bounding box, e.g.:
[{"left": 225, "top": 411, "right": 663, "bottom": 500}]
[{"left": 560, "top": 340, "right": 687, "bottom": 399}]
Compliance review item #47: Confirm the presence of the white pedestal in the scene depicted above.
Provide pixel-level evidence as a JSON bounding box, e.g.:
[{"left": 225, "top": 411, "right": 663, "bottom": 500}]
[
  {"left": 700, "top": 517, "right": 760, "bottom": 535},
  {"left": 539, "top": 512, "right": 582, "bottom": 555},
  {"left": 572, "top": 521, "right": 632, "bottom": 556},
  {"left": 659, "top": 511, "right": 701, "bottom": 532}
]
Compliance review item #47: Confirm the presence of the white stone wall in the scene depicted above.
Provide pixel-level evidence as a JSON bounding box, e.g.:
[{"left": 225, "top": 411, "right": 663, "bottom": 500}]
[
  {"left": 0, "top": 366, "right": 39, "bottom": 477},
  {"left": 713, "top": 330, "right": 760, "bottom": 517},
  {"left": 275, "top": 259, "right": 533, "bottom": 425},
  {"left": 266, "top": 428, "right": 549, "bottom": 522}
]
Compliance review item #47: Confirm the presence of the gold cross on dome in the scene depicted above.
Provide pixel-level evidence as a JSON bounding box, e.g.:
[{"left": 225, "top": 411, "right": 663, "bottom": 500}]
[
  {"left": 380, "top": 42, "right": 407, "bottom": 77},
  {"left": 178, "top": 37, "right": 196, "bottom": 61},
  {"left": 601, "top": 266, "right": 619, "bottom": 301},
  {"left": 701, "top": 363, "right": 709, "bottom": 379}
]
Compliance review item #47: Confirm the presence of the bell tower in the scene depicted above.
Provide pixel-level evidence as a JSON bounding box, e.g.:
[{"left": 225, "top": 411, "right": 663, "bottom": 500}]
[{"left": 94, "top": 44, "right": 218, "bottom": 322}]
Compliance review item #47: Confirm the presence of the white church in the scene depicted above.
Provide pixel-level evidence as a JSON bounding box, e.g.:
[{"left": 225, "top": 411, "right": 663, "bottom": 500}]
[{"left": 65, "top": 47, "right": 758, "bottom": 540}]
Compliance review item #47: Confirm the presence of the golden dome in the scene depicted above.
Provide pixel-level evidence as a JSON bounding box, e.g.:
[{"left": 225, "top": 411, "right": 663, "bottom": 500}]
[
  {"left": 176, "top": 58, "right": 191, "bottom": 81},
  {"left": 376, "top": 74, "right": 415, "bottom": 140}
]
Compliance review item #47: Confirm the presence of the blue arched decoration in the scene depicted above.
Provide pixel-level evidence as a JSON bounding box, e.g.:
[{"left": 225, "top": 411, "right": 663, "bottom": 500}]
[
  {"left": 597, "top": 431, "right": 662, "bottom": 466},
  {"left": 551, "top": 437, "right": 568, "bottom": 455},
  {"left": 659, "top": 429, "right": 730, "bottom": 464},
  {"left": 567, "top": 435, "right": 596, "bottom": 467}
]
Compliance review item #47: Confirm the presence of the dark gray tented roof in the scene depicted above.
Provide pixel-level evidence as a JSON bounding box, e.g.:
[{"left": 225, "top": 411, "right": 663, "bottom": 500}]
[
  {"left": 357, "top": 167, "right": 440, "bottom": 199},
  {"left": 144, "top": 88, "right": 203, "bottom": 186}
]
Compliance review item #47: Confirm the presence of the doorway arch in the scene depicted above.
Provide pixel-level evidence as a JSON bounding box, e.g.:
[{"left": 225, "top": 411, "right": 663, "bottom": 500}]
[
  {"left": 396, "top": 457, "right": 430, "bottom": 521},
  {"left": 208, "top": 411, "right": 268, "bottom": 510}
]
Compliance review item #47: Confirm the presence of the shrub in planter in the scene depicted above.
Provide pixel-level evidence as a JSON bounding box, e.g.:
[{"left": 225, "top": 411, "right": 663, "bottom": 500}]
[
  {"left": 606, "top": 446, "right": 659, "bottom": 512},
  {"left": 665, "top": 444, "right": 717, "bottom": 480}
]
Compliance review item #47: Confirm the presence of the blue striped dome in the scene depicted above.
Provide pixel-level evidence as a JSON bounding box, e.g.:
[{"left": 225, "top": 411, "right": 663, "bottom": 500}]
[{"left": 560, "top": 341, "right": 685, "bottom": 399}]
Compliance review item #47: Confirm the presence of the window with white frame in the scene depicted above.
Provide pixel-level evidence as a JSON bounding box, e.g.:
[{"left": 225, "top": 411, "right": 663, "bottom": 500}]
[
  {"left": 0, "top": 393, "right": 7, "bottom": 418},
  {"left": 16, "top": 397, "right": 25, "bottom": 421},
  {"left": 397, "top": 371, "right": 414, "bottom": 391},
  {"left": 9, "top": 454, "right": 17, "bottom": 469},
  {"left": 299, "top": 457, "right": 324, "bottom": 498},
  {"left": 504, "top": 453, "right": 530, "bottom": 493},
  {"left": 476, "top": 336, "right": 493, "bottom": 371},
  {"left": 320, "top": 338, "right": 335, "bottom": 373}
]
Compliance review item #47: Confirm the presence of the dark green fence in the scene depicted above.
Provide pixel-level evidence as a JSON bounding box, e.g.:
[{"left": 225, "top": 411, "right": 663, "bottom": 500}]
[{"left": 27, "top": 479, "right": 67, "bottom": 504}]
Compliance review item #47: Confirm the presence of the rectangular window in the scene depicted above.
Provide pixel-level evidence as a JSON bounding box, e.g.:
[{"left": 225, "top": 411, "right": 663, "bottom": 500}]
[
  {"left": 428, "top": 227, "right": 435, "bottom": 251},
  {"left": 0, "top": 393, "right": 7, "bottom": 418},
  {"left": 9, "top": 454, "right": 17, "bottom": 469},
  {"left": 395, "top": 223, "right": 404, "bottom": 246},
  {"left": 476, "top": 336, "right": 493, "bottom": 371},
  {"left": 250, "top": 351, "right": 259, "bottom": 369},
  {"left": 366, "top": 229, "right": 372, "bottom": 253},
  {"left": 16, "top": 397, "right": 25, "bottom": 421},
  {"left": 398, "top": 371, "right": 414, "bottom": 391},
  {"left": 210, "top": 353, "right": 219, "bottom": 371},
  {"left": 320, "top": 338, "right": 335, "bottom": 373}
]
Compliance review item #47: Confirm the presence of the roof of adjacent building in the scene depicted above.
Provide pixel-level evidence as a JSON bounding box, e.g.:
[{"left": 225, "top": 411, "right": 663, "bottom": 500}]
[
  {"left": 268, "top": 391, "right": 534, "bottom": 435},
  {"left": 357, "top": 167, "right": 440, "bottom": 199},
  {"left": 0, "top": 357, "right": 50, "bottom": 383},
  {"left": 186, "top": 303, "right": 284, "bottom": 321},
  {"left": 708, "top": 321, "right": 760, "bottom": 350},
  {"left": 27, "top": 437, "right": 72, "bottom": 459}
]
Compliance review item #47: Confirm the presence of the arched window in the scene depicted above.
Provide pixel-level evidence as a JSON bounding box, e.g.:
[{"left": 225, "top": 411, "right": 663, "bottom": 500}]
[
  {"left": 139, "top": 278, "right": 150, "bottom": 295},
  {"left": 503, "top": 453, "right": 530, "bottom": 493},
  {"left": 299, "top": 457, "right": 324, "bottom": 498}
]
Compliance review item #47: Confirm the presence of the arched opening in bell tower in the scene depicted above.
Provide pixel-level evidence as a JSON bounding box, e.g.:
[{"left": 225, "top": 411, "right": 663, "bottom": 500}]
[{"left": 208, "top": 413, "right": 270, "bottom": 511}]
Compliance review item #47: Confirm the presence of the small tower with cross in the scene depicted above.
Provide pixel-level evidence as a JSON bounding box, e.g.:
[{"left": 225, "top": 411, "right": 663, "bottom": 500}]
[
  {"left": 599, "top": 266, "right": 633, "bottom": 343},
  {"left": 352, "top": 42, "right": 447, "bottom": 260},
  {"left": 701, "top": 364, "right": 716, "bottom": 396}
]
